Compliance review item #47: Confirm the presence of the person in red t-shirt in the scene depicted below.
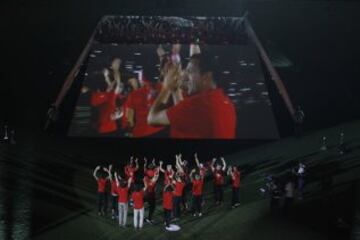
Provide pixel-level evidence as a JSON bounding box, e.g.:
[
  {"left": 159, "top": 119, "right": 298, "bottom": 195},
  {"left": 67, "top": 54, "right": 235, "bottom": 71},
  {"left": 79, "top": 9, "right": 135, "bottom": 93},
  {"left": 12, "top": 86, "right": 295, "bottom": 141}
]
[
  {"left": 125, "top": 79, "right": 164, "bottom": 138},
  {"left": 131, "top": 180, "right": 148, "bottom": 230},
  {"left": 143, "top": 171, "right": 159, "bottom": 224},
  {"left": 163, "top": 184, "right": 175, "bottom": 229},
  {"left": 104, "top": 164, "right": 119, "bottom": 219},
  {"left": 172, "top": 173, "right": 186, "bottom": 220},
  {"left": 194, "top": 153, "right": 209, "bottom": 207},
  {"left": 114, "top": 172, "right": 131, "bottom": 227},
  {"left": 93, "top": 165, "right": 110, "bottom": 216},
  {"left": 159, "top": 161, "right": 174, "bottom": 185},
  {"left": 90, "top": 58, "right": 124, "bottom": 135},
  {"left": 210, "top": 157, "right": 227, "bottom": 205},
  {"left": 143, "top": 157, "right": 160, "bottom": 178},
  {"left": 194, "top": 153, "right": 208, "bottom": 179},
  {"left": 147, "top": 51, "right": 236, "bottom": 139},
  {"left": 124, "top": 157, "right": 139, "bottom": 186},
  {"left": 190, "top": 168, "right": 204, "bottom": 217},
  {"left": 175, "top": 154, "right": 190, "bottom": 212},
  {"left": 227, "top": 165, "right": 241, "bottom": 208}
]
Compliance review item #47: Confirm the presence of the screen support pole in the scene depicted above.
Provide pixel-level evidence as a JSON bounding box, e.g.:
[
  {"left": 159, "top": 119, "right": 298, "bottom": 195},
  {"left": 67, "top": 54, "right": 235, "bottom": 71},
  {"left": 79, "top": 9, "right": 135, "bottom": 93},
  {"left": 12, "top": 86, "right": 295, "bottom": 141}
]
[{"left": 244, "top": 16, "right": 296, "bottom": 121}]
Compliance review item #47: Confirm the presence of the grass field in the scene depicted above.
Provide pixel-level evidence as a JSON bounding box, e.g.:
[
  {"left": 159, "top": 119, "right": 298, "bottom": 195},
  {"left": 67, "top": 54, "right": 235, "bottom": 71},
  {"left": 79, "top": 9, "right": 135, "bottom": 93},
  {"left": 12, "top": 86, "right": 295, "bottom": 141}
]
[{"left": 7, "top": 120, "right": 355, "bottom": 240}]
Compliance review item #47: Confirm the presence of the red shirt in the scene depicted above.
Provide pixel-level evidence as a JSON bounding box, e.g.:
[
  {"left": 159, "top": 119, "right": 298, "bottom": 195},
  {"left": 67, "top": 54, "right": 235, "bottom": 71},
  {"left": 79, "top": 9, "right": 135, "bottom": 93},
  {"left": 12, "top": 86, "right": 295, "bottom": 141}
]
[
  {"left": 97, "top": 178, "right": 107, "bottom": 193},
  {"left": 213, "top": 170, "right": 225, "bottom": 186},
  {"left": 232, "top": 170, "right": 241, "bottom": 188},
  {"left": 167, "top": 89, "right": 236, "bottom": 139},
  {"left": 90, "top": 91, "right": 118, "bottom": 134},
  {"left": 174, "top": 181, "right": 185, "bottom": 197},
  {"left": 117, "top": 186, "right": 129, "bottom": 203},
  {"left": 192, "top": 179, "right": 204, "bottom": 196},
  {"left": 126, "top": 83, "right": 164, "bottom": 137},
  {"left": 199, "top": 167, "right": 207, "bottom": 178},
  {"left": 145, "top": 168, "right": 158, "bottom": 178},
  {"left": 111, "top": 181, "right": 118, "bottom": 195},
  {"left": 132, "top": 190, "right": 144, "bottom": 209},
  {"left": 125, "top": 165, "right": 137, "bottom": 183},
  {"left": 121, "top": 99, "right": 129, "bottom": 130},
  {"left": 144, "top": 176, "right": 157, "bottom": 197},
  {"left": 164, "top": 170, "right": 174, "bottom": 185},
  {"left": 163, "top": 191, "right": 173, "bottom": 210}
]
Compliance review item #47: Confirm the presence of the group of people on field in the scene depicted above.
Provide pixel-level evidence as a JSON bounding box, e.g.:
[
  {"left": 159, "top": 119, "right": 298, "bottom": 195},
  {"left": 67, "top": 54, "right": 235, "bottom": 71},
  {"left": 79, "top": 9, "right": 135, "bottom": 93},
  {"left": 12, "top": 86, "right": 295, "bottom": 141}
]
[{"left": 93, "top": 153, "right": 241, "bottom": 231}]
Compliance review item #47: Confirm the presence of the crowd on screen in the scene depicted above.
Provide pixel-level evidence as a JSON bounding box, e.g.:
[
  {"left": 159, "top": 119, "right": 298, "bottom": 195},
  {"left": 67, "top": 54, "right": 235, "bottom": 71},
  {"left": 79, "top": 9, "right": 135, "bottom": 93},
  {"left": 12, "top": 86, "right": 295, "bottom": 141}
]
[
  {"left": 96, "top": 16, "right": 247, "bottom": 44},
  {"left": 93, "top": 154, "right": 241, "bottom": 231},
  {"left": 85, "top": 43, "right": 237, "bottom": 139}
]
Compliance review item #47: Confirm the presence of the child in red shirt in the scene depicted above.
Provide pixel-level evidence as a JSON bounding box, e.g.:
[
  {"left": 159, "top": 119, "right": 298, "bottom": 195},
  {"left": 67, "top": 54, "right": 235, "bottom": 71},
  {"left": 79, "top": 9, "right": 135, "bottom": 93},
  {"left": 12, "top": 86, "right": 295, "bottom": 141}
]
[
  {"left": 124, "top": 157, "right": 139, "bottom": 187},
  {"left": 210, "top": 157, "right": 227, "bottom": 205},
  {"left": 172, "top": 174, "right": 186, "bottom": 220},
  {"left": 131, "top": 180, "right": 147, "bottom": 230},
  {"left": 227, "top": 165, "right": 241, "bottom": 208},
  {"left": 115, "top": 172, "right": 131, "bottom": 227},
  {"left": 190, "top": 169, "right": 204, "bottom": 217},
  {"left": 93, "top": 165, "right": 110, "bottom": 216},
  {"left": 163, "top": 184, "right": 174, "bottom": 229},
  {"left": 144, "top": 171, "right": 159, "bottom": 224}
]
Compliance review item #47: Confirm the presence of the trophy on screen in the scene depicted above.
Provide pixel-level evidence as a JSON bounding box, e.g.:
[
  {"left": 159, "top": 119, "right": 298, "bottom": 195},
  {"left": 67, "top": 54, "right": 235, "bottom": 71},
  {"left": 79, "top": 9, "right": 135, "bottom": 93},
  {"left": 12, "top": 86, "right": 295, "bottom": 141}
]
[{"left": 3, "top": 125, "right": 9, "bottom": 140}]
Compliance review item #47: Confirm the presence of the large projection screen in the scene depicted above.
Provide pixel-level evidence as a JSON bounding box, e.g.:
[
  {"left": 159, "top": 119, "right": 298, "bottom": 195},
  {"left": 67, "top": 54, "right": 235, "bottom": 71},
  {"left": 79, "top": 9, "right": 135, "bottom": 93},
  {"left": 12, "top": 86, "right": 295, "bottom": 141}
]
[{"left": 68, "top": 42, "right": 279, "bottom": 139}]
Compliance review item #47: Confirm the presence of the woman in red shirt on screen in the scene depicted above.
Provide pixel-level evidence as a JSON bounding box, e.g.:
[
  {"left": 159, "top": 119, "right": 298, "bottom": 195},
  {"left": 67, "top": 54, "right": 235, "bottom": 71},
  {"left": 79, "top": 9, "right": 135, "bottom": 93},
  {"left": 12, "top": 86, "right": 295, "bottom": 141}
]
[
  {"left": 90, "top": 58, "right": 124, "bottom": 135},
  {"left": 147, "top": 50, "right": 236, "bottom": 139},
  {"left": 93, "top": 165, "right": 110, "bottom": 216},
  {"left": 125, "top": 75, "right": 164, "bottom": 138}
]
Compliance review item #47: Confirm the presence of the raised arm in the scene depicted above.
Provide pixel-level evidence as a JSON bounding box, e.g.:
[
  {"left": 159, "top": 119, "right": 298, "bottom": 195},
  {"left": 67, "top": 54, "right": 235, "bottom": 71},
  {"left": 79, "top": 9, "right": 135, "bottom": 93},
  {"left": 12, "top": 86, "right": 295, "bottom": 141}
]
[
  {"left": 189, "top": 169, "right": 196, "bottom": 182},
  {"left": 152, "top": 171, "right": 160, "bottom": 183},
  {"left": 135, "top": 158, "right": 139, "bottom": 171},
  {"left": 227, "top": 166, "right": 232, "bottom": 176},
  {"left": 176, "top": 155, "right": 184, "bottom": 173},
  {"left": 177, "top": 153, "right": 185, "bottom": 166},
  {"left": 113, "top": 59, "right": 122, "bottom": 94},
  {"left": 210, "top": 158, "right": 216, "bottom": 172},
  {"left": 159, "top": 161, "right": 165, "bottom": 173},
  {"left": 143, "top": 157, "right": 148, "bottom": 172},
  {"left": 114, "top": 171, "right": 120, "bottom": 187},
  {"left": 221, "top": 157, "right": 227, "bottom": 171},
  {"left": 195, "top": 153, "right": 200, "bottom": 168},
  {"left": 93, "top": 166, "right": 100, "bottom": 181},
  {"left": 103, "top": 68, "right": 112, "bottom": 87},
  {"left": 107, "top": 164, "right": 113, "bottom": 182},
  {"left": 103, "top": 167, "right": 111, "bottom": 180},
  {"left": 147, "top": 64, "right": 182, "bottom": 126},
  {"left": 143, "top": 178, "right": 148, "bottom": 192}
]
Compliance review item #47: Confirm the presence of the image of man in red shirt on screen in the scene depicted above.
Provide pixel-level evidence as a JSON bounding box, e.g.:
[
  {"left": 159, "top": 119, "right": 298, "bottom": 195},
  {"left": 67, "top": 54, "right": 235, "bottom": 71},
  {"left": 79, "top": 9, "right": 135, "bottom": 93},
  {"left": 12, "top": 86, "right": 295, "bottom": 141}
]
[{"left": 147, "top": 51, "right": 236, "bottom": 139}]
